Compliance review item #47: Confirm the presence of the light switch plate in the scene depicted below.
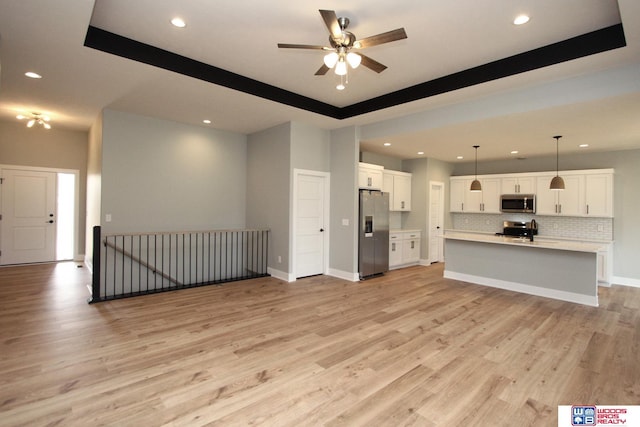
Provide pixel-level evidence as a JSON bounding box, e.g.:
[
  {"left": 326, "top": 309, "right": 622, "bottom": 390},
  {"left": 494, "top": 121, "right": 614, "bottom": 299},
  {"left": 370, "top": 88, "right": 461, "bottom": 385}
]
[{"left": 342, "top": 219, "right": 349, "bottom": 226}]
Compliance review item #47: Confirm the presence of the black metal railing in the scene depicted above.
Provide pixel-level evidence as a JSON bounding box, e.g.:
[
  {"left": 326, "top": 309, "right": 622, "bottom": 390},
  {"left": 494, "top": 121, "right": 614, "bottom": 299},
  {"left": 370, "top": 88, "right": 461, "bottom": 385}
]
[{"left": 88, "top": 226, "right": 269, "bottom": 303}]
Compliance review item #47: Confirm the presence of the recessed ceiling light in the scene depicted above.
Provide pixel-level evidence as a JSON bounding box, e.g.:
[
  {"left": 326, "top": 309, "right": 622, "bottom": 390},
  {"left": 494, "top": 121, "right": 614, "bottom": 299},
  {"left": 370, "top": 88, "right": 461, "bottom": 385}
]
[
  {"left": 171, "top": 17, "right": 186, "bottom": 28},
  {"left": 25, "top": 71, "right": 42, "bottom": 79},
  {"left": 511, "top": 150, "right": 519, "bottom": 154},
  {"left": 383, "top": 142, "right": 391, "bottom": 146},
  {"left": 336, "top": 84, "right": 345, "bottom": 91},
  {"left": 417, "top": 151, "right": 424, "bottom": 155},
  {"left": 203, "top": 119, "right": 211, "bottom": 124},
  {"left": 514, "top": 14, "right": 530, "bottom": 25},
  {"left": 579, "top": 144, "right": 589, "bottom": 148},
  {"left": 457, "top": 156, "right": 464, "bottom": 160}
]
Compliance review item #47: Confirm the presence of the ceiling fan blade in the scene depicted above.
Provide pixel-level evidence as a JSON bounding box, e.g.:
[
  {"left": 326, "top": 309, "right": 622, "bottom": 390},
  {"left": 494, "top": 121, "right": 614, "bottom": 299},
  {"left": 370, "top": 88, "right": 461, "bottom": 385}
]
[
  {"left": 315, "top": 64, "right": 330, "bottom": 75},
  {"left": 359, "top": 54, "right": 388, "bottom": 73},
  {"left": 354, "top": 28, "right": 407, "bottom": 49},
  {"left": 319, "top": 9, "right": 342, "bottom": 40},
  {"left": 277, "top": 43, "right": 327, "bottom": 50}
]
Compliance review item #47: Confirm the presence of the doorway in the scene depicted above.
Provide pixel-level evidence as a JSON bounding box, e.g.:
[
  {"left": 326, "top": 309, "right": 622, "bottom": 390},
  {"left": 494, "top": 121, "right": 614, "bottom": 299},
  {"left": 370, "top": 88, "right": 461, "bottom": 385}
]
[
  {"left": 429, "top": 181, "right": 445, "bottom": 263},
  {"left": 0, "top": 166, "right": 78, "bottom": 265},
  {"left": 292, "top": 169, "right": 330, "bottom": 279}
]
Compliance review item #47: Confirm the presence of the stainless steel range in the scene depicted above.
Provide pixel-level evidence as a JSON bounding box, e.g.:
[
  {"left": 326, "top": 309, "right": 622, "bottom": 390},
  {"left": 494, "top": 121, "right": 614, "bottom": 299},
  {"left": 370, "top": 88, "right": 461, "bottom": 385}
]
[{"left": 496, "top": 220, "right": 538, "bottom": 237}]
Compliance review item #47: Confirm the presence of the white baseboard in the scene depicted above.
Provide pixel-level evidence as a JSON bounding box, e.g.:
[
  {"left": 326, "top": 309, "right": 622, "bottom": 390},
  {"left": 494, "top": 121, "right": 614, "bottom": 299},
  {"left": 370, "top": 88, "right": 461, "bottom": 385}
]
[
  {"left": 267, "top": 267, "right": 294, "bottom": 282},
  {"left": 611, "top": 276, "right": 640, "bottom": 288},
  {"left": 444, "top": 270, "right": 599, "bottom": 307},
  {"left": 327, "top": 268, "right": 359, "bottom": 282}
]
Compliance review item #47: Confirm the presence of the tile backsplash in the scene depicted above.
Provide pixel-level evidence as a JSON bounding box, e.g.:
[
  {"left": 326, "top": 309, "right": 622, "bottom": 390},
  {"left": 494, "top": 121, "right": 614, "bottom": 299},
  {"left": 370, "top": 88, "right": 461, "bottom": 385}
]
[{"left": 452, "top": 213, "right": 613, "bottom": 241}]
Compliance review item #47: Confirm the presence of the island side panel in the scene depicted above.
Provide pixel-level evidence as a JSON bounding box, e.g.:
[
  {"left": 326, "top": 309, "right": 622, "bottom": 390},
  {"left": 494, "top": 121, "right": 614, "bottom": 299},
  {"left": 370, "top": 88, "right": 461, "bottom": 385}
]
[{"left": 443, "top": 239, "right": 598, "bottom": 305}]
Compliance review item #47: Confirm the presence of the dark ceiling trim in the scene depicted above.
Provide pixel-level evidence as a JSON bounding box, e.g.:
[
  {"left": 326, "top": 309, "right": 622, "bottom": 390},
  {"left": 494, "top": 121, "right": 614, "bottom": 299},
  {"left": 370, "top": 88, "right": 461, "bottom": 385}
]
[
  {"left": 339, "top": 24, "right": 626, "bottom": 119},
  {"left": 84, "top": 23, "right": 626, "bottom": 121},
  {"left": 84, "top": 26, "right": 341, "bottom": 118}
]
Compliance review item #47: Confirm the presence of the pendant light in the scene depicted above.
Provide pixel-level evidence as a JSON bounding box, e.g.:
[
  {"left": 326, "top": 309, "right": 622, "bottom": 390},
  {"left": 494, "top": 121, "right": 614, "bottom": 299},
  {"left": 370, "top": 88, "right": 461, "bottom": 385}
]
[
  {"left": 550, "top": 135, "right": 565, "bottom": 190},
  {"left": 470, "top": 145, "right": 482, "bottom": 192}
]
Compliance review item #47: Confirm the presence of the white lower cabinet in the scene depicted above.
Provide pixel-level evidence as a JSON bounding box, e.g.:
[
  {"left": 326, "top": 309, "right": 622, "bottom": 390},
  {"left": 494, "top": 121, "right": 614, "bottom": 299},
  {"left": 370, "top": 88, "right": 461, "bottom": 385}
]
[
  {"left": 597, "top": 243, "right": 613, "bottom": 285},
  {"left": 389, "top": 230, "right": 421, "bottom": 268}
]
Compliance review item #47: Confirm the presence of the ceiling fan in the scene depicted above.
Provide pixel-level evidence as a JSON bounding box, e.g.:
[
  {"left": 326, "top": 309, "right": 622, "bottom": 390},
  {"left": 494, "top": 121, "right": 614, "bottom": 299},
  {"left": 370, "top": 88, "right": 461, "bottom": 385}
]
[{"left": 277, "top": 9, "right": 407, "bottom": 78}]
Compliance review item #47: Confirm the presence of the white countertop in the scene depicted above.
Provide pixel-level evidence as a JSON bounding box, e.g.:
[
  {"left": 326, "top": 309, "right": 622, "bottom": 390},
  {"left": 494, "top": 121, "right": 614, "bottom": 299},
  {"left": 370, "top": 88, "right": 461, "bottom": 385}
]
[
  {"left": 443, "top": 230, "right": 607, "bottom": 253},
  {"left": 390, "top": 229, "right": 421, "bottom": 233}
]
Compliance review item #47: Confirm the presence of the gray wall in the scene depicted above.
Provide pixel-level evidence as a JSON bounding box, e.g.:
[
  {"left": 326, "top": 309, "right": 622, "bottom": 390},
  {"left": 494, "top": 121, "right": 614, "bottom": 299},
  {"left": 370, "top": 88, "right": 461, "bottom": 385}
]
[
  {"left": 0, "top": 119, "right": 88, "bottom": 259},
  {"left": 246, "top": 122, "right": 292, "bottom": 273},
  {"left": 100, "top": 109, "right": 247, "bottom": 233},
  {"left": 291, "top": 122, "right": 330, "bottom": 172},
  {"left": 85, "top": 113, "right": 103, "bottom": 267},
  {"left": 360, "top": 151, "right": 403, "bottom": 170},
  {"left": 452, "top": 148, "right": 640, "bottom": 282},
  {"left": 330, "top": 126, "right": 360, "bottom": 275}
]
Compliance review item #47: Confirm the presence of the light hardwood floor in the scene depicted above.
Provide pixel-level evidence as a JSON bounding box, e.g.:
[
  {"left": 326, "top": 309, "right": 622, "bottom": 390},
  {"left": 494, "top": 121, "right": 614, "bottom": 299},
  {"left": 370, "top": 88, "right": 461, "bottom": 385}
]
[{"left": 0, "top": 262, "right": 638, "bottom": 426}]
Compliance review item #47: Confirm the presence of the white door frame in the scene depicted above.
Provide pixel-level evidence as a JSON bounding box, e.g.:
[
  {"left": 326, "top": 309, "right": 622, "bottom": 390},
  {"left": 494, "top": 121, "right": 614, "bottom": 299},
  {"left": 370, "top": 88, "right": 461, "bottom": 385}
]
[
  {"left": 428, "top": 180, "right": 445, "bottom": 264},
  {"left": 292, "top": 168, "right": 330, "bottom": 280},
  {"left": 0, "top": 164, "right": 80, "bottom": 263}
]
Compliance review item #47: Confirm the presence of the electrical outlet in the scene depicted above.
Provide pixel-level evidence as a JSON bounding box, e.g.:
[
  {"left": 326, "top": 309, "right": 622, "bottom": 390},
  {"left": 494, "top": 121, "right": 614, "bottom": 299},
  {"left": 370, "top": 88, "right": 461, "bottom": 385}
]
[
  {"left": 553, "top": 223, "right": 558, "bottom": 229},
  {"left": 278, "top": 256, "right": 282, "bottom": 263},
  {"left": 597, "top": 225, "right": 604, "bottom": 232},
  {"left": 485, "top": 220, "right": 490, "bottom": 225},
  {"left": 464, "top": 218, "right": 469, "bottom": 224},
  {"left": 342, "top": 218, "right": 349, "bottom": 226},
  {"left": 105, "top": 213, "right": 112, "bottom": 222}
]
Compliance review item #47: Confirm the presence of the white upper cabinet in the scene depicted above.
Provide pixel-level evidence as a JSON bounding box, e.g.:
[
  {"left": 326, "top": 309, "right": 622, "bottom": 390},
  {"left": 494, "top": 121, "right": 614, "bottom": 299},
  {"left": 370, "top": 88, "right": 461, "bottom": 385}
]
[
  {"left": 383, "top": 170, "right": 412, "bottom": 211},
  {"left": 358, "top": 162, "right": 384, "bottom": 190},
  {"left": 450, "top": 177, "right": 500, "bottom": 213},
  {"left": 501, "top": 176, "right": 536, "bottom": 194},
  {"left": 452, "top": 169, "right": 613, "bottom": 218},
  {"left": 585, "top": 173, "right": 614, "bottom": 217},
  {"left": 535, "top": 174, "right": 584, "bottom": 216}
]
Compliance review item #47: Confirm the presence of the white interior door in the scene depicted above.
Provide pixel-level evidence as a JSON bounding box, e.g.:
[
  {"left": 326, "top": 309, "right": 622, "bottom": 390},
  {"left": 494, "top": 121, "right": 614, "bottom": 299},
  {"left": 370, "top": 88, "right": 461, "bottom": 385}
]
[
  {"left": 429, "top": 181, "right": 445, "bottom": 263},
  {"left": 295, "top": 172, "right": 328, "bottom": 278},
  {"left": 1, "top": 169, "right": 57, "bottom": 265}
]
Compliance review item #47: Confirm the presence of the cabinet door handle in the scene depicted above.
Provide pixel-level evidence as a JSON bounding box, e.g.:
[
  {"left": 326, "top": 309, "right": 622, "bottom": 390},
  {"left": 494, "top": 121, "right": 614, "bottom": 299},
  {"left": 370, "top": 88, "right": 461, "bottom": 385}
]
[
  {"left": 368, "top": 177, "right": 372, "bottom": 186},
  {"left": 392, "top": 243, "right": 396, "bottom": 251},
  {"left": 586, "top": 204, "right": 590, "bottom": 215},
  {"left": 461, "top": 202, "right": 464, "bottom": 211},
  {"left": 559, "top": 204, "right": 562, "bottom": 214},
  {"left": 411, "top": 241, "right": 415, "bottom": 249},
  {"left": 401, "top": 201, "right": 405, "bottom": 209}
]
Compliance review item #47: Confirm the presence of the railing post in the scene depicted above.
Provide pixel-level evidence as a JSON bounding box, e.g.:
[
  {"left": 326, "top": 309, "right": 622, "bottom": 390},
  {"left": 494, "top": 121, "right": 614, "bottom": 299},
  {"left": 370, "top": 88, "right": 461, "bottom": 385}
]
[{"left": 87, "top": 225, "right": 102, "bottom": 303}]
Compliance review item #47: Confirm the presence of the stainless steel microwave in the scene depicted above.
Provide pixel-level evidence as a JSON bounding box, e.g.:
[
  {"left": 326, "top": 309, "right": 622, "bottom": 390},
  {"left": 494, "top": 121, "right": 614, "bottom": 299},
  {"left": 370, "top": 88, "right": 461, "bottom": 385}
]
[{"left": 500, "top": 194, "right": 536, "bottom": 213}]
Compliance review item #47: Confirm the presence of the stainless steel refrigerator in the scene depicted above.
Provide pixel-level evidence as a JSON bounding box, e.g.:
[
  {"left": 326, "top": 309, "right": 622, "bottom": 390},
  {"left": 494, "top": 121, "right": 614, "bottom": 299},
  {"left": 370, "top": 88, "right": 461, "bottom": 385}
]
[{"left": 359, "top": 190, "right": 390, "bottom": 279}]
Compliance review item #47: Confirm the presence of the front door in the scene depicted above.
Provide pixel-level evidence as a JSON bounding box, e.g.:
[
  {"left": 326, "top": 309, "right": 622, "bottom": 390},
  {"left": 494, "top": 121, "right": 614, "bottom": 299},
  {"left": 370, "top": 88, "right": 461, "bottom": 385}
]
[
  {"left": 1, "top": 169, "right": 56, "bottom": 265},
  {"left": 295, "top": 172, "right": 328, "bottom": 278}
]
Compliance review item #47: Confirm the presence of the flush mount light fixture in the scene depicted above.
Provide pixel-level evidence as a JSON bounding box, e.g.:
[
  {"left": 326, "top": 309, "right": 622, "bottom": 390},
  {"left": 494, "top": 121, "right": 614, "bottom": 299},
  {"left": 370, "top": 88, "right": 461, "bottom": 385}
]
[
  {"left": 579, "top": 144, "right": 589, "bottom": 148},
  {"left": 171, "top": 17, "right": 186, "bottom": 28},
  {"left": 514, "top": 14, "right": 530, "bottom": 25},
  {"left": 550, "top": 135, "right": 565, "bottom": 190},
  {"left": 383, "top": 142, "right": 391, "bottom": 146},
  {"left": 17, "top": 112, "right": 51, "bottom": 129},
  {"left": 202, "top": 119, "right": 211, "bottom": 124},
  {"left": 25, "top": 71, "right": 42, "bottom": 79},
  {"left": 470, "top": 145, "right": 482, "bottom": 192},
  {"left": 511, "top": 150, "right": 519, "bottom": 154},
  {"left": 417, "top": 151, "right": 424, "bottom": 155},
  {"left": 457, "top": 156, "right": 464, "bottom": 160}
]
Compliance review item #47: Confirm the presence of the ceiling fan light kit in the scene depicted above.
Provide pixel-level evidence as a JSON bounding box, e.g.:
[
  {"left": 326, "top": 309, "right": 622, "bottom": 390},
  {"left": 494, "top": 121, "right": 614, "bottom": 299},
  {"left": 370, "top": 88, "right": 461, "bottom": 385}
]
[
  {"left": 17, "top": 112, "right": 51, "bottom": 129},
  {"left": 278, "top": 9, "right": 407, "bottom": 89}
]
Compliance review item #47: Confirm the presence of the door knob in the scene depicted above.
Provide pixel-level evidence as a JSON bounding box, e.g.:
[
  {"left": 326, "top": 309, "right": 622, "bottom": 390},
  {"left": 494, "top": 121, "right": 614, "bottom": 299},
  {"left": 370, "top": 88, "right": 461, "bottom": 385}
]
[
  {"left": 320, "top": 228, "right": 324, "bottom": 232},
  {"left": 48, "top": 220, "right": 54, "bottom": 223}
]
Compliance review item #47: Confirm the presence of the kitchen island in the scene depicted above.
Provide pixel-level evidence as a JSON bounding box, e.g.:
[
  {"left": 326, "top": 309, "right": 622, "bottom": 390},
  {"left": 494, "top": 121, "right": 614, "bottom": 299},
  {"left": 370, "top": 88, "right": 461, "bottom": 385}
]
[{"left": 443, "top": 231, "right": 606, "bottom": 306}]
